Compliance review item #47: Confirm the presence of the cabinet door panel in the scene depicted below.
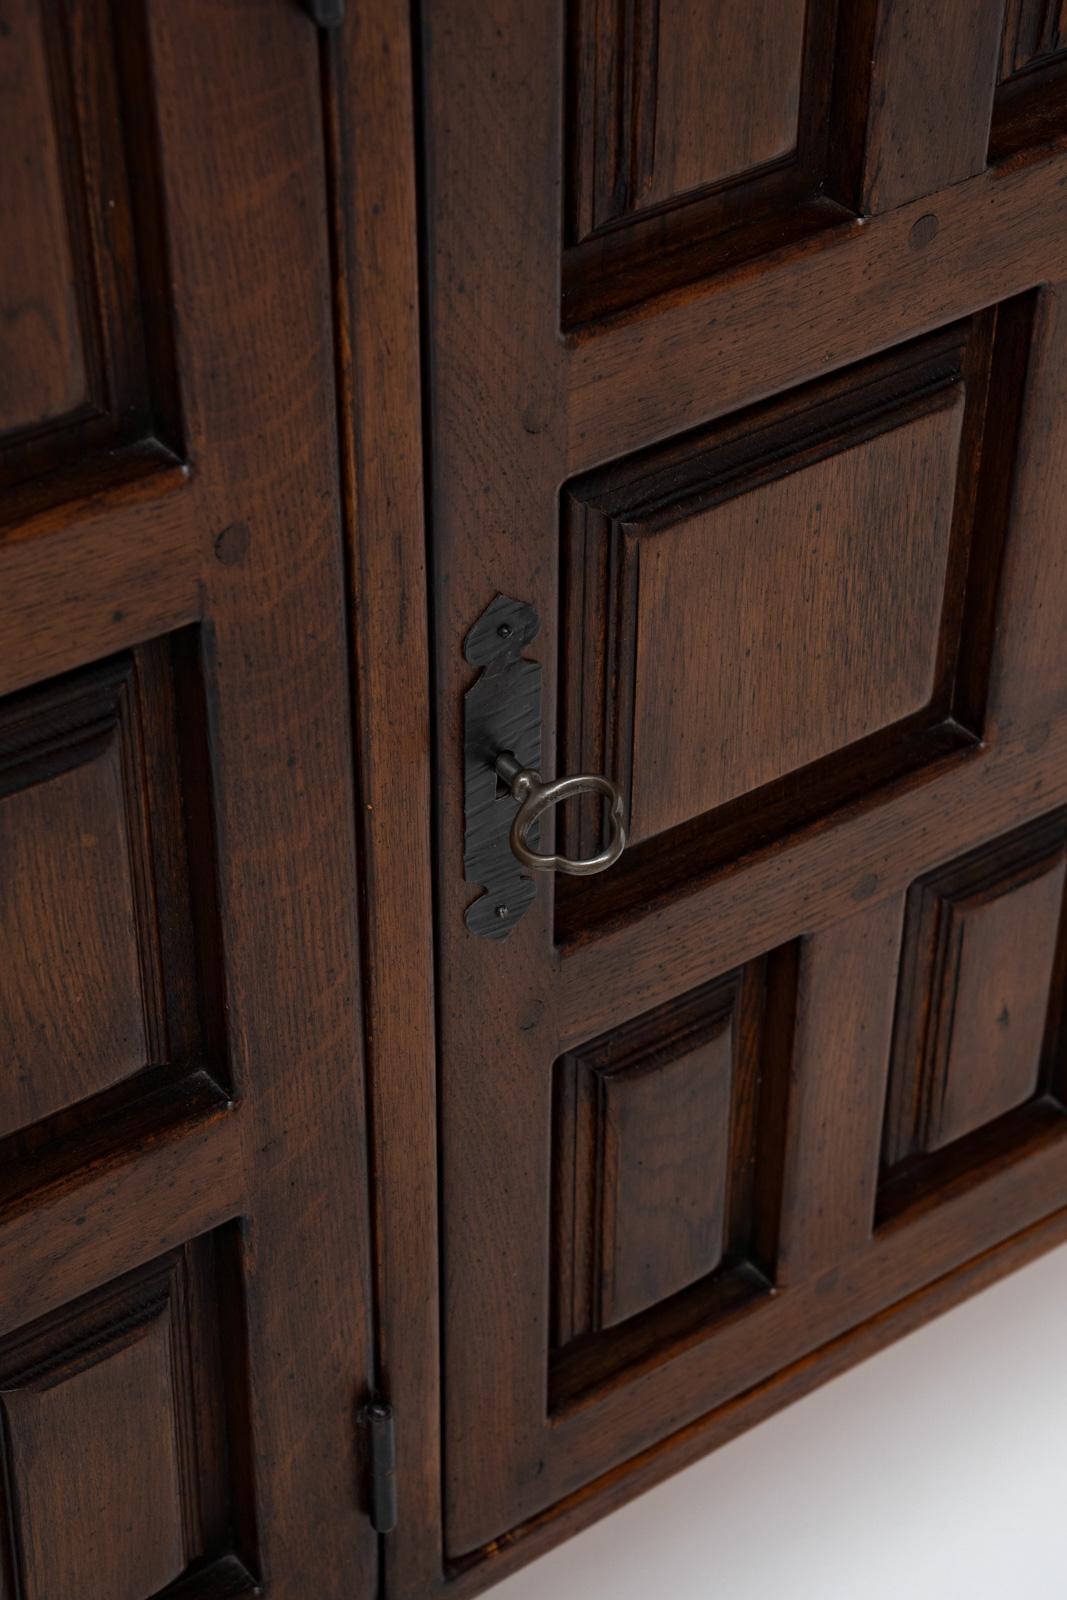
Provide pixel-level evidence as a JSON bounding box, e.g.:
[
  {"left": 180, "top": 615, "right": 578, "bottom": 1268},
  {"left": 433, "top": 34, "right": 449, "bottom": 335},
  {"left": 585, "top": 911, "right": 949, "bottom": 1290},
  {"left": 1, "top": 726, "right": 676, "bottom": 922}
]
[
  {"left": 416, "top": 0, "right": 1067, "bottom": 1579},
  {"left": 1, "top": 6, "right": 375, "bottom": 1597}
]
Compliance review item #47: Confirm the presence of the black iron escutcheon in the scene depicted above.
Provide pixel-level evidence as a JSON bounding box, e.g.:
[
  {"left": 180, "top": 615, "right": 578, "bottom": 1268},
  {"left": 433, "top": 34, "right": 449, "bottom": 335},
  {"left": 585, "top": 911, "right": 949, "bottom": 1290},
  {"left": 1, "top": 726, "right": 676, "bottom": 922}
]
[{"left": 463, "top": 594, "right": 542, "bottom": 940}]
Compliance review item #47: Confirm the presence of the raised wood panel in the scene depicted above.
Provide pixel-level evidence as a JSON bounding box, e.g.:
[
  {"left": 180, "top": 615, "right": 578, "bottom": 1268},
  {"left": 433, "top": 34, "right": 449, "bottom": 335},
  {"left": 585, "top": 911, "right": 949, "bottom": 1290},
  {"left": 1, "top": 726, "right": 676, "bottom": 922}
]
[
  {"left": 0, "top": 0, "right": 179, "bottom": 496},
  {"left": 553, "top": 976, "right": 736, "bottom": 1338},
  {"left": 560, "top": 313, "right": 1025, "bottom": 865},
  {"left": 562, "top": 0, "right": 1009, "bottom": 322},
  {"left": 882, "top": 814, "right": 1067, "bottom": 1178},
  {"left": 858, "top": 0, "right": 1003, "bottom": 213},
  {"left": 562, "top": 0, "right": 857, "bottom": 323},
  {"left": 595, "top": 1035, "right": 731, "bottom": 1327},
  {"left": 557, "top": 296, "right": 1036, "bottom": 947},
  {"left": 0, "top": 726, "right": 146, "bottom": 1135},
  {"left": 990, "top": 1, "right": 1067, "bottom": 163},
  {"left": 920, "top": 850, "right": 1062, "bottom": 1148},
  {"left": 0, "top": 0, "right": 88, "bottom": 435},
  {"left": 630, "top": 401, "right": 960, "bottom": 838},
  {"left": 3, "top": 1315, "right": 185, "bottom": 1600},
  {"left": 0, "top": 1239, "right": 239, "bottom": 1600},
  {"left": 1000, "top": 0, "right": 1067, "bottom": 78},
  {"left": 569, "top": 0, "right": 807, "bottom": 239},
  {"left": 550, "top": 951, "right": 796, "bottom": 1405},
  {"left": 0, "top": 639, "right": 224, "bottom": 1149}
]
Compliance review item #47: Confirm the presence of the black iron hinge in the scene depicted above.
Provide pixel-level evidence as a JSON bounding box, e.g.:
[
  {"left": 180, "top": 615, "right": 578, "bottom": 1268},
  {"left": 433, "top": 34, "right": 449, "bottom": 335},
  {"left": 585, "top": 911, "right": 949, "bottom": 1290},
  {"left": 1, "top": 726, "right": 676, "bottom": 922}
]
[
  {"left": 363, "top": 1400, "right": 398, "bottom": 1534},
  {"left": 301, "top": 0, "right": 344, "bottom": 26}
]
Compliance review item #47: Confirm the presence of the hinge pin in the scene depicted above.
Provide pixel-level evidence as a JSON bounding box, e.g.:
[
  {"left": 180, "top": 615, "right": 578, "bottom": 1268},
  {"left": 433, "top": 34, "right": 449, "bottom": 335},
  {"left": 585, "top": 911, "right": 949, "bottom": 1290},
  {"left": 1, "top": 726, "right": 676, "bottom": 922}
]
[{"left": 364, "top": 1400, "right": 398, "bottom": 1534}]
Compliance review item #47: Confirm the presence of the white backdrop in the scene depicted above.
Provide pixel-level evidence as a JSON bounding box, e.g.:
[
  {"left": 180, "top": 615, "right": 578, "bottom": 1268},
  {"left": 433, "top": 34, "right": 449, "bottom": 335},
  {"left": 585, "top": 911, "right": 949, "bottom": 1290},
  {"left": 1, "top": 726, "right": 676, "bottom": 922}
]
[{"left": 492, "top": 1242, "right": 1067, "bottom": 1599}]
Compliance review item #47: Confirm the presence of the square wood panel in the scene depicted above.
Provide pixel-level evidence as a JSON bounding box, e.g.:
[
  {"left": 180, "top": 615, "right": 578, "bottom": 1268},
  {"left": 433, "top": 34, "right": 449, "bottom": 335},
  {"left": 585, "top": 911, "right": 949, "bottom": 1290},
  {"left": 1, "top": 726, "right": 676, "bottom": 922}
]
[
  {"left": 559, "top": 300, "right": 1032, "bottom": 913},
  {"left": 0, "top": 1235, "right": 252, "bottom": 1600},
  {"left": 0, "top": 635, "right": 224, "bottom": 1152},
  {"left": 629, "top": 400, "right": 961, "bottom": 838}
]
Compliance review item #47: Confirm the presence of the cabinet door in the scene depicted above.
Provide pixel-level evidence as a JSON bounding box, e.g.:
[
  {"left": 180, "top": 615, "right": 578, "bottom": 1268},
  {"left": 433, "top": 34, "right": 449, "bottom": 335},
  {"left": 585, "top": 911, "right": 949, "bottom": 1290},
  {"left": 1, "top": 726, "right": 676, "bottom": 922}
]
[
  {"left": 422, "top": 0, "right": 1067, "bottom": 1569},
  {"left": 0, "top": 4, "right": 375, "bottom": 1596}
]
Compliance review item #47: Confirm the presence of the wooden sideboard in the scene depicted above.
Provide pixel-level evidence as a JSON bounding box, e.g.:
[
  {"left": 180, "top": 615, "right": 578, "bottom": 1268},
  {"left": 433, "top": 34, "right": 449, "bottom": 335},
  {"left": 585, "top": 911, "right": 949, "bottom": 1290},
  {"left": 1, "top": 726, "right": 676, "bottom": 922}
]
[{"left": 4, "top": 2, "right": 1067, "bottom": 1595}]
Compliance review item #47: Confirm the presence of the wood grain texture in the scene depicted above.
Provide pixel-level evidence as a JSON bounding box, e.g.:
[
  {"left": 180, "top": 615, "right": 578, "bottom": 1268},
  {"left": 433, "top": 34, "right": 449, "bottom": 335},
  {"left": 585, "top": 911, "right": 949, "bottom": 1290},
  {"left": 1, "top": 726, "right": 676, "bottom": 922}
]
[
  {"left": 0, "top": 1085, "right": 241, "bottom": 1341},
  {"left": 859, "top": 0, "right": 1004, "bottom": 211},
  {"left": 774, "top": 899, "right": 903, "bottom": 1287},
  {"left": 559, "top": 728, "right": 1067, "bottom": 1052},
  {"left": 562, "top": 0, "right": 855, "bottom": 322},
  {"left": 564, "top": 157, "right": 1060, "bottom": 474},
  {"left": 0, "top": 643, "right": 221, "bottom": 1144},
  {"left": 0, "top": 0, "right": 87, "bottom": 435},
  {"left": 442, "top": 1202, "right": 1067, "bottom": 1598},
  {"left": 989, "top": 51, "right": 1067, "bottom": 164},
  {"left": 421, "top": 0, "right": 569, "bottom": 1559},
  {"left": 630, "top": 401, "right": 961, "bottom": 839},
  {"left": 11, "top": 0, "right": 1065, "bottom": 1589},
  {"left": 146, "top": 4, "right": 377, "bottom": 1590},
  {"left": 0, "top": 1242, "right": 232, "bottom": 1600},
  {"left": 569, "top": 0, "right": 807, "bottom": 240},
  {"left": 884, "top": 816, "right": 1067, "bottom": 1169},
  {"left": 1000, "top": 0, "right": 1067, "bottom": 77},
  {"left": 595, "top": 1018, "right": 733, "bottom": 1328},
  {"left": 0, "top": 465, "right": 195, "bottom": 697},
  {"left": 985, "top": 286, "right": 1067, "bottom": 739},
  {"left": 549, "top": 952, "right": 796, "bottom": 1406},
  {"left": 528, "top": 1094, "right": 1067, "bottom": 1509},
  {"left": 1, "top": 1311, "right": 186, "bottom": 1600},
  {"left": 559, "top": 304, "right": 1022, "bottom": 887},
  {"left": 553, "top": 976, "right": 739, "bottom": 1339},
  {"left": 0, "top": 725, "right": 146, "bottom": 1136},
  {"left": 0, "top": 0, "right": 180, "bottom": 490},
  {"left": 3, "top": 3, "right": 378, "bottom": 1596},
  {"left": 418, "top": 0, "right": 1067, "bottom": 1572},
  {"left": 324, "top": 4, "right": 443, "bottom": 1592}
]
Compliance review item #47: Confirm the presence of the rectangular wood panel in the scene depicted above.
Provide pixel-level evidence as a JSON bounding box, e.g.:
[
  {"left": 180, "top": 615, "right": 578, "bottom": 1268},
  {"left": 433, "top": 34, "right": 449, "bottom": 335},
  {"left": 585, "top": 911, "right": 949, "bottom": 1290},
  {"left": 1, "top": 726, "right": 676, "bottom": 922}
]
[
  {"left": 596, "top": 1038, "right": 731, "bottom": 1327},
  {"left": 882, "top": 813, "right": 1067, "bottom": 1177},
  {"left": 0, "top": 638, "right": 225, "bottom": 1153},
  {"left": 857, "top": 0, "right": 1003, "bottom": 212},
  {"left": 553, "top": 977, "right": 736, "bottom": 1338},
  {"left": 0, "top": 1238, "right": 244, "bottom": 1600},
  {"left": 1000, "top": 0, "right": 1067, "bottom": 78},
  {"left": 631, "top": 401, "right": 960, "bottom": 836},
  {"left": 562, "top": 0, "right": 860, "bottom": 323},
  {"left": 0, "top": 0, "right": 180, "bottom": 501},
  {"left": 560, "top": 310, "right": 1026, "bottom": 873},
  {"left": 0, "top": 721, "right": 147, "bottom": 1132},
  {"left": 990, "top": 0, "right": 1067, "bottom": 163},
  {"left": 569, "top": 0, "right": 808, "bottom": 239},
  {"left": 0, "top": 0, "right": 88, "bottom": 434},
  {"left": 551, "top": 953, "right": 796, "bottom": 1407}
]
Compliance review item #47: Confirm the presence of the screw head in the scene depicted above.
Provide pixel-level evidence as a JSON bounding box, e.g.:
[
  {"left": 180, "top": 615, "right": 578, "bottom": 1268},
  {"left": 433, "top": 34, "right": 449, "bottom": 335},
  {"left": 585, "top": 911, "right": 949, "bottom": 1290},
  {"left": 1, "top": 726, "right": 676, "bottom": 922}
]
[
  {"left": 497, "top": 622, "right": 513, "bottom": 639},
  {"left": 495, "top": 904, "right": 509, "bottom": 919}
]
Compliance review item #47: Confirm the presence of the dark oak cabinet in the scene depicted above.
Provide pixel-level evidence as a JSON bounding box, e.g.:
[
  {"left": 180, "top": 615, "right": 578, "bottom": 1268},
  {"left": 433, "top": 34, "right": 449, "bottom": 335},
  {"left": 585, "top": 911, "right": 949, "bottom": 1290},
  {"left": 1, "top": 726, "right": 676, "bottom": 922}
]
[{"left": 5, "top": 2, "right": 1067, "bottom": 1595}]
